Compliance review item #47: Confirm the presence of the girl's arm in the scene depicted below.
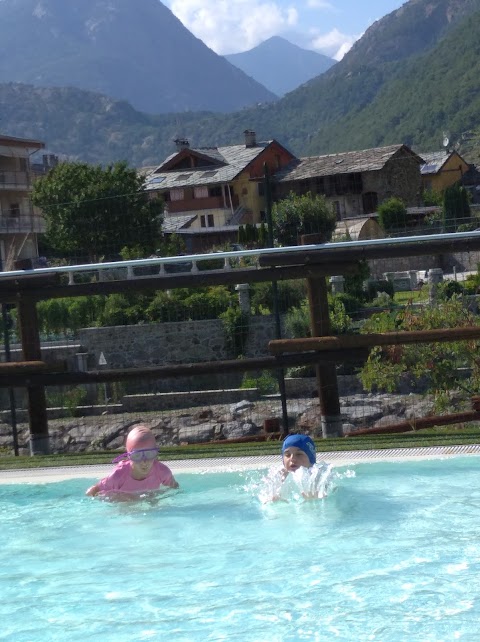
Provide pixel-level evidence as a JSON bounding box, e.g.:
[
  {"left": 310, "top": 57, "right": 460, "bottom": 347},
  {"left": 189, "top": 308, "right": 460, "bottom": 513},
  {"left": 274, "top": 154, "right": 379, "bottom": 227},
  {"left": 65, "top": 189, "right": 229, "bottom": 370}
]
[{"left": 86, "top": 482, "right": 101, "bottom": 496}]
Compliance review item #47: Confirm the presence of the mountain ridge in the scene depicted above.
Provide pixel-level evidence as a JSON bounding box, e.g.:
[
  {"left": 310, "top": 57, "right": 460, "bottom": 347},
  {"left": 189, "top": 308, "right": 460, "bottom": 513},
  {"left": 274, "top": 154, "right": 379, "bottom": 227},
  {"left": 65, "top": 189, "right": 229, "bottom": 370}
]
[
  {"left": 0, "top": 0, "right": 276, "bottom": 113},
  {"left": 225, "top": 37, "right": 335, "bottom": 97},
  {"left": 2, "top": 0, "right": 480, "bottom": 166}
]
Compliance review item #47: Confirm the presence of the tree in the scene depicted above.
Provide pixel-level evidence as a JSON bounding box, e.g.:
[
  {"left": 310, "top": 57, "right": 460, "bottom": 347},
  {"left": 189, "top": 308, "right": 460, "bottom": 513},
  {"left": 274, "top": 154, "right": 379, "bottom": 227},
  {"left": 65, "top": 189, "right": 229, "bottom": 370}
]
[
  {"left": 272, "top": 192, "right": 336, "bottom": 246},
  {"left": 359, "top": 296, "right": 480, "bottom": 411},
  {"left": 422, "top": 188, "right": 443, "bottom": 206},
  {"left": 32, "top": 161, "right": 164, "bottom": 261},
  {"left": 443, "top": 183, "right": 471, "bottom": 232},
  {"left": 377, "top": 197, "right": 407, "bottom": 233}
]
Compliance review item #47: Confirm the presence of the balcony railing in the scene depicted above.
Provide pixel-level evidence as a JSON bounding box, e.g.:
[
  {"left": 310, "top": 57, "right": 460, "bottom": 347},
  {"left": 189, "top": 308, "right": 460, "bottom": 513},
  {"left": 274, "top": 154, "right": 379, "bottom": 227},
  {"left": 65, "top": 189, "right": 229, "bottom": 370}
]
[
  {"left": 0, "top": 171, "right": 30, "bottom": 190},
  {"left": 0, "top": 214, "right": 45, "bottom": 233}
]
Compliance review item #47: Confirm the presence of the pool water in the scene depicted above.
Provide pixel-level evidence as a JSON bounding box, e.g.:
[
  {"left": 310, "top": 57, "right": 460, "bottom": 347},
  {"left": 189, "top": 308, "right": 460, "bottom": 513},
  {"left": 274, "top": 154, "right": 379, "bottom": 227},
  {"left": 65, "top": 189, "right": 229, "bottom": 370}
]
[{"left": 2, "top": 457, "right": 480, "bottom": 641}]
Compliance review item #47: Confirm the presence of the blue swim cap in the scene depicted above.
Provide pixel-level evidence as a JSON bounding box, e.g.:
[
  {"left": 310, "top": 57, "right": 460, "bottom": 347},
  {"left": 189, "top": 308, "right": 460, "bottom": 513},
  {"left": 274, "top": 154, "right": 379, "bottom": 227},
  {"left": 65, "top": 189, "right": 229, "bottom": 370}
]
[{"left": 282, "top": 434, "right": 316, "bottom": 465}]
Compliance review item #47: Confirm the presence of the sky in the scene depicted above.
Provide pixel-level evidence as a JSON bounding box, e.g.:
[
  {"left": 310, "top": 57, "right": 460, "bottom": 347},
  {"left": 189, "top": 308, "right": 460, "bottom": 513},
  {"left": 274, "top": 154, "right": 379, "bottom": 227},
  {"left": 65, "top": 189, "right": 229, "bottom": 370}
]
[{"left": 162, "top": 0, "right": 407, "bottom": 59}]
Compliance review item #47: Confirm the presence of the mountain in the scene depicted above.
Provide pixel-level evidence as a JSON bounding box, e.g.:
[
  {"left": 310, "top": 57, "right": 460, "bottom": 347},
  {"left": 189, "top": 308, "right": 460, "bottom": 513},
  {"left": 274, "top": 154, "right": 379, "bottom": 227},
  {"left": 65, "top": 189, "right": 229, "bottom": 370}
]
[
  {"left": 0, "top": 0, "right": 276, "bottom": 113},
  {"left": 225, "top": 37, "right": 335, "bottom": 96},
  {"left": 273, "top": 0, "right": 480, "bottom": 156},
  {"left": 2, "top": 0, "right": 480, "bottom": 166}
]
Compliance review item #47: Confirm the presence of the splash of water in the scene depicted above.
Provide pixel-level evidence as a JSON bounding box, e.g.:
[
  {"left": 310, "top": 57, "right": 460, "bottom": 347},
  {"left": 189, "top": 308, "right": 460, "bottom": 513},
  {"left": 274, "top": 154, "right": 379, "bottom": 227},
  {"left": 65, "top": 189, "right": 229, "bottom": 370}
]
[{"left": 255, "top": 462, "right": 335, "bottom": 504}]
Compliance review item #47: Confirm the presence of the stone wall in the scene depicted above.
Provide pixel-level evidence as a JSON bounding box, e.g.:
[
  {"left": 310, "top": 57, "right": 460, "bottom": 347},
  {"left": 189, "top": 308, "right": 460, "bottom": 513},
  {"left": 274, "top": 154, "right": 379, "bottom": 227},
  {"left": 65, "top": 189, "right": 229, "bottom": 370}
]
[
  {"left": 369, "top": 250, "right": 480, "bottom": 279},
  {"left": 77, "top": 316, "right": 282, "bottom": 369}
]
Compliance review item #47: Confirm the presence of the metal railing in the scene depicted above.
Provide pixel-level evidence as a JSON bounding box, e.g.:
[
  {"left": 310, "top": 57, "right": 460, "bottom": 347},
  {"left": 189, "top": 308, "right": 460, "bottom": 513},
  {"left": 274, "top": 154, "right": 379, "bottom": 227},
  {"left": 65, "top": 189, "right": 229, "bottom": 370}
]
[
  {"left": 0, "top": 214, "right": 45, "bottom": 233},
  {"left": 1, "top": 229, "right": 480, "bottom": 282},
  {"left": 0, "top": 171, "right": 30, "bottom": 190}
]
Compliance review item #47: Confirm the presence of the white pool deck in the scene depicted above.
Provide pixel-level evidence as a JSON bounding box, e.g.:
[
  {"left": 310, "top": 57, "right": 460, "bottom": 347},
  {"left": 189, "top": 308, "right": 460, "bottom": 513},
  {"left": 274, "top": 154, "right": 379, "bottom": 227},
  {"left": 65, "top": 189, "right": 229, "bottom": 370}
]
[{"left": 1, "top": 443, "right": 480, "bottom": 484}]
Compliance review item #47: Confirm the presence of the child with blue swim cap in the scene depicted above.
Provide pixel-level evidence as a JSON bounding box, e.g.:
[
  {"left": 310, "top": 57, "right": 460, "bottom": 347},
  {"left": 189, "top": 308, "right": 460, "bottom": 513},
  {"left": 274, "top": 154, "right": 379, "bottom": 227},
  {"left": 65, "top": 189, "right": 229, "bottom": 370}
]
[
  {"left": 282, "top": 434, "right": 317, "bottom": 473},
  {"left": 259, "top": 433, "right": 330, "bottom": 502}
]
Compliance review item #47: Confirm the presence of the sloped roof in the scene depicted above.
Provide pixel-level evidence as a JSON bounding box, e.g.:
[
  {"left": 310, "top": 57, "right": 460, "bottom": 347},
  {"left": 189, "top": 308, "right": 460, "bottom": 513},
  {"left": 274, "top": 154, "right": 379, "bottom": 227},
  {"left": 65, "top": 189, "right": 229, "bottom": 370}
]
[
  {"left": 333, "top": 217, "right": 385, "bottom": 241},
  {"left": 420, "top": 150, "right": 469, "bottom": 176},
  {"left": 162, "top": 213, "right": 197, "bottom": 233},
  {"left": 145, "top": 142, "right": 272, "bottom": 190},
  {"left": 0, "top": 134, "right": 45, "bottom": 149},
  {"left": 273, "top": 144, "right": 423, "bottom": 183}
]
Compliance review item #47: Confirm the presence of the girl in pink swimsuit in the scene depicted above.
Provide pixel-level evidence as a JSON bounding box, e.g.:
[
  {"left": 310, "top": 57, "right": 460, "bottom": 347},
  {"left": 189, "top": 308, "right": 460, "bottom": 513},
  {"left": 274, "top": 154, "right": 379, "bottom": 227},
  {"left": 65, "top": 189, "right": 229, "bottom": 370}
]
[{"left": 86, "top": 424, "right": 179, "bottom": 499}]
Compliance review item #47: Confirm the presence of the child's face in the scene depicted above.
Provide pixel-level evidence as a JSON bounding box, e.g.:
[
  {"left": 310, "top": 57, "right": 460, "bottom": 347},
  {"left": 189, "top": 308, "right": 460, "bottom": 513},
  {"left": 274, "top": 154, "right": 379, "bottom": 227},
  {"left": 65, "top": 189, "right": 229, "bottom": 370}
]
[
  {"left": 128, "top": 437, "right": 158, "bottom": 480},
  {"left": 283, "top": 446, "right": 312, "bottom": 472}
]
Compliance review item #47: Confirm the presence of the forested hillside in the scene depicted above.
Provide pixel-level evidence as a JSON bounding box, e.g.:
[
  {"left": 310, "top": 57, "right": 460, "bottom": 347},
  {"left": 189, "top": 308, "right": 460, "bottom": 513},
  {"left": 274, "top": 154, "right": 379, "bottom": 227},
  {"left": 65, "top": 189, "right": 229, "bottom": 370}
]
[{"left": 2, "top": 0, "right": 480, "bottom": 166}]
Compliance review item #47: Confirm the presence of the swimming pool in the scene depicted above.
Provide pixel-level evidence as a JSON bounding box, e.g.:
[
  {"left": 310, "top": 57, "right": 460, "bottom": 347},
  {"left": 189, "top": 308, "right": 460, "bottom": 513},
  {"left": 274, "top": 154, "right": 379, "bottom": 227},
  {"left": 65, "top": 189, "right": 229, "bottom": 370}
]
[{"left": 2, "top": 456, "right": 480, "bottom": 641}]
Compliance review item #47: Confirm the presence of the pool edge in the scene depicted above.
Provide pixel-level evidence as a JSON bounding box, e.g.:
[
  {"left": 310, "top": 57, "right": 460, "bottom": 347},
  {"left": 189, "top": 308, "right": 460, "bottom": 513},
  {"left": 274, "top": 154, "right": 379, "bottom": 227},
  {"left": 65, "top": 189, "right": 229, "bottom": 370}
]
[{"left": 1, "top": 443, "right": 480, "bottom": 483}]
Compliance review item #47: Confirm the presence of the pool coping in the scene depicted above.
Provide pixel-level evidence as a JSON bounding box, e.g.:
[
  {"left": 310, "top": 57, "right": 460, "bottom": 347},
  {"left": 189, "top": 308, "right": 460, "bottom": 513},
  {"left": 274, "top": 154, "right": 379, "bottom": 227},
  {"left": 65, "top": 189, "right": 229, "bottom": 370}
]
[{"left": 1, "top": 443, "right": 480, "bottom": 483}]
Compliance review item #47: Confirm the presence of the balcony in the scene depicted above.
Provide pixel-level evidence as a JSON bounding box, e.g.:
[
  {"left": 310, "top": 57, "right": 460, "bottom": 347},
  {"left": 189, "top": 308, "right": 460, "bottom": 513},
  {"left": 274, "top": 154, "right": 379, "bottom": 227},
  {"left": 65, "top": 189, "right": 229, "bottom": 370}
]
[
  {"left": 0, "top": 171, "right": 31, "bottom": 191},
  {"left": 0, "top": 213, "right": 45, "bottom": 234},
  {"left": 167, "top": 194, "right": 239, "bottom": 214}
]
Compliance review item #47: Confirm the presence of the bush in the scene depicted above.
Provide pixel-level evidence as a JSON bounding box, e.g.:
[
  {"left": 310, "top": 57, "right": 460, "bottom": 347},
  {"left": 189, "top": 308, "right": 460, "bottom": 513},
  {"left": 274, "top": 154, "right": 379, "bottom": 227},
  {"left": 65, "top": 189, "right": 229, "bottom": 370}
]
[
  {"left": 251, "top": 280, "right": 306, "bottom": 314},
  {"left": 438, "top": 280, "right": 465, "bottom": 300},
  {"left": 241, "top": 370, "right": 278, "bottom": 394},
  {"left": 377, "top": 197, "right": 407, "bottom": 232},
  {"left": 331, "top": 292, "right": 362, "bottom": 315},
  {"left": 285, "top": 300, "right": 310, "bottom": 338},
  {"left": 220, "top": 306, "right": 249, "bottom": 357},
  {"left": 272, "top": 191, "right": 336, "bottom": 246}
]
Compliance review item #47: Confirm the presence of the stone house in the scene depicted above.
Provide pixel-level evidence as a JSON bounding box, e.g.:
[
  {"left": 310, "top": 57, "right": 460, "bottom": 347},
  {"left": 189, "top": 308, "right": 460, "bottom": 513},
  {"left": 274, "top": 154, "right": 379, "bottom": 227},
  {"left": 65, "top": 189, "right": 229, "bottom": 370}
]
[
  {"left": 0, "top": 134, "right": 45, "bottom": 269},
  {"left": 272, "top": 144, "right": 424, "bottom": 220}
]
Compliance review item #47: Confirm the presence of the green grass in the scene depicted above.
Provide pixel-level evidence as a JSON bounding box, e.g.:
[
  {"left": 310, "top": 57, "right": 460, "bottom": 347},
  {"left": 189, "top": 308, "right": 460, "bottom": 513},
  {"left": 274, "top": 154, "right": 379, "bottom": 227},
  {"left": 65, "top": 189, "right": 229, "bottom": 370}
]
[
  {"left": 1, "top": 425, "right": 480, "bottom": 470},
  {"left": 394, "top": 290, "right": 427, "bottom": 304}
]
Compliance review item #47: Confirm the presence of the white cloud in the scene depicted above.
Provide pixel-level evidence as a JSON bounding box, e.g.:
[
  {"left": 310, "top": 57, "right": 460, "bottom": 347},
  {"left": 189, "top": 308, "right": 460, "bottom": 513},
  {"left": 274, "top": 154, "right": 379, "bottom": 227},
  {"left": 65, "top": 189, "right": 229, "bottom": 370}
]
[
  {"left": 306, "top": 0, "right": 333, "bottom": 9},
  {"left": 169, "top": 0, "right": 298, "bottom": 54},
  {"left": 310, "top": 27, "right": 362, "bottom": 60}
]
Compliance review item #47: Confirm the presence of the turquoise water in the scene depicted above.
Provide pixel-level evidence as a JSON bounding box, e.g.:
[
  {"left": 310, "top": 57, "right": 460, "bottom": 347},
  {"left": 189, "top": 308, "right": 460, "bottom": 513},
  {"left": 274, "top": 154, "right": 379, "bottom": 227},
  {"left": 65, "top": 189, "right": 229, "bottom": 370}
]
[{"left": 2, "top": 457, "right": 480, "bottom": 641}]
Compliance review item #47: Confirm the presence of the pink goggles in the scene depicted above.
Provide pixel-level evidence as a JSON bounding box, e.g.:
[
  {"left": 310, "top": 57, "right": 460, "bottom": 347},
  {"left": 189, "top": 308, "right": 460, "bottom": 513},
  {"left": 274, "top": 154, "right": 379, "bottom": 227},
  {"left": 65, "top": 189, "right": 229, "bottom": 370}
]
[{"left": 112, "top": 447, "right": 159, "bottom": 464}]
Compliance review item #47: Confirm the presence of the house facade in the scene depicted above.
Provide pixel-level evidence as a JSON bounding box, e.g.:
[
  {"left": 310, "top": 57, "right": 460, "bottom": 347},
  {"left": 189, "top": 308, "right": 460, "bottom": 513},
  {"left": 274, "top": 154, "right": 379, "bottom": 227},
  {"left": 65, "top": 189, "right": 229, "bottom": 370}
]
[
  {"left": 420, "top": 150, "right": 470, "bottom": 193},
  {"left": 0, "top": 134, "right": 45, "bottom": 269},
  {"left": 272, "top": 144, "right": 424, "bottom": 219},
  {"left": 144, "top": 130, "right": 296, "bottom": 252}
]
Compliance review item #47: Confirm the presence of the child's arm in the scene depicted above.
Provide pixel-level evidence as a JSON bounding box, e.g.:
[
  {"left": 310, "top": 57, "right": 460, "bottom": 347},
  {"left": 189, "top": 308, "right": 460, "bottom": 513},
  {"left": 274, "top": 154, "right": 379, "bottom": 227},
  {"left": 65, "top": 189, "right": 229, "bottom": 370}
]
[
  {"left": 86, "top": 482, "right": 101, "bottom": 496},
  {"left": 169, "top": 477, "right": 179, "bottom": 489}
]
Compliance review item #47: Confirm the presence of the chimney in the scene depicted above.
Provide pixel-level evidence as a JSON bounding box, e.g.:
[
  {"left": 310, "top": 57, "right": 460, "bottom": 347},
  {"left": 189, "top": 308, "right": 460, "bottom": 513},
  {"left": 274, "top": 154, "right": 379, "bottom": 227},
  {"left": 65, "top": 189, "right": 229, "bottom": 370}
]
[
  {"left": 174, "top": 138, "right": 190, "bottom": 151},
  {"left": 43, "top": 154, "right": 58, "bottom": 169},
  {"left": 244, "top": 130, "right": 256, "bottom": 148}
]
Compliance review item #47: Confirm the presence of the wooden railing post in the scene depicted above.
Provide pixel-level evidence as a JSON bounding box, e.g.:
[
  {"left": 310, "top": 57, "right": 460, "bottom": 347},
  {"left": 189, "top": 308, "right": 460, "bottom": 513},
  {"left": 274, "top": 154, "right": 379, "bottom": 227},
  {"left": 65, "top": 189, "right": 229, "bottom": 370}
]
[
  {"left": 301, "top": 234, "right": 343, "bottom": 438},
  {"left": 16, "top": 295, "right": 50, "bottom": 454}
]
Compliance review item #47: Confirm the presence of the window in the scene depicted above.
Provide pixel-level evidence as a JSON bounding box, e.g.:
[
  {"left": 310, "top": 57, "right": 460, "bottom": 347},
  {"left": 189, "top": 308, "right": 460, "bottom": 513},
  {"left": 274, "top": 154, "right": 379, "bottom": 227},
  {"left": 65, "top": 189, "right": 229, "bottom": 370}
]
[
  {"left": 9, "top": 203, "right": 20, "bottom": 217},
  {"left": 258, "top": 182, "right": 265, "bottom": 196},
  {"left": 200, "top": 214, "right": 215, "bottom": 227},
  {"left": 362, "top": 192, "right": 378, "bottom": 214},
  {"left": 334, "top": 173, "right": 363, "bottom": 195},
  {"left": 209, "top": 186, "right": 222, "bottom": 197},
  {"left": 333, "top": 201, "right": 341, "bottom": 221},
  {"left": 194, "top": 186, "right": 208, "bottom": 199},
  {"left": 18, "top": 158, "right": 27, "bottom": 172},
  {"left": 170, "top": 188, "right": 184, "bottom": 201},
  {"left": 314, "top": 177, "right": 325, "bottom": 194}
]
